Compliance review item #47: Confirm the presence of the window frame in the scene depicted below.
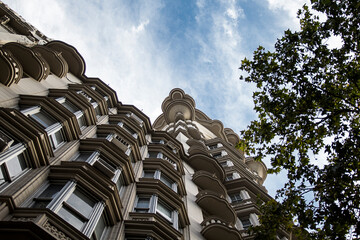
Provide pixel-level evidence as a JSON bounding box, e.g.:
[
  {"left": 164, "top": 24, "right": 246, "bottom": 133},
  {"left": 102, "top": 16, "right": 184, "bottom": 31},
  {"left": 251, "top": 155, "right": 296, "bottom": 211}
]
[
  {"left": 27, "top": 180, "right": 108, "bottom": 238},
  {"left": 0, "top": 142, "right": 28, "bottom": 188},
  {"left": 22, "top": 106, "right": 66, "bottom": 150},
  {"left": 57, "top": 97, "right": 87, "bottom": 130},
  {"left": 133, "top": 194, "right": 179, "bottom": 230},
  {"left": 142, "top": 169, "right": 178, "bottom": 193}
]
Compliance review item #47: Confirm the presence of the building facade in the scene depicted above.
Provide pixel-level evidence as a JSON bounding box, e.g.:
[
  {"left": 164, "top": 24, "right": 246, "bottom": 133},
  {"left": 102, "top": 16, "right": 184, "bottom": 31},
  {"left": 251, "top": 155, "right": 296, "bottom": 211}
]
[{"left": 0, "top": 2, "right": 289, "bottom": 240}]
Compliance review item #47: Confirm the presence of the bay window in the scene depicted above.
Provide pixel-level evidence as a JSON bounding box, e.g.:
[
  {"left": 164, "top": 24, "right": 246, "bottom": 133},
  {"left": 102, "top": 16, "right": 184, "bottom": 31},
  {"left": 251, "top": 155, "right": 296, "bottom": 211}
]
[
  {"left": 0, "top": 142, "right": 28, "bottom": 187},
  {"left": 133, "top": 194, "right": 179, "bottom": 230},
  {"left": 142, "top": 169, "right": 177, "bottom": 192},
  {"left": 28, "top": 181, "right": 108, "bottom": 238},
  {"left": 22, "top": 107, "right": 65, "bottom": 150},
  {"left": 229, "top": 193, "right": 243, "bottom": 203},
  {"left": 58, "top": 98, "right": 87, "bottom": 129}
]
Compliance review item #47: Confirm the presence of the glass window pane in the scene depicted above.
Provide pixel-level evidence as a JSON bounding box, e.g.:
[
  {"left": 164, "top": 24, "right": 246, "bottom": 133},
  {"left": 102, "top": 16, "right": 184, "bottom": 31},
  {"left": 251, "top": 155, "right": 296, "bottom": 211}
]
[
  {"left": 58, "top": 206, "right": 85, "bottom": 230},
  {"left": 147, "top": 152, "right": 158, "bottom": 158},
  {"left": 32, "top": 111, "right": 56, "bottom": 128},
  {"left": 135, "top": 197, "right": 150, "bottom": 212},
  {"left": 74, "top": 152, "right": 93, "bottom": 162},
  {"left": 67, "top": 190, "right": 95, "bottom": 218},
  {"left": 160, "top": 174, "right": 173, "bottom": 188},
  {"left": 77, "top": 114, "right": 87, "bottom": 128},
  {"left": 143, "top": 171, "right": 155, "bottom": 178},
  {"left": 93, "top": 213, "right": 106, "bottom": 239},
  {"left": 0, "top": 166, "right": 6, "bottom": 185},
  {"left": 157, "top": 200, "right": 172, "bottom": 220},
  {"left": 50, "top": 130, "right": 64, "bottom": 149},
  {"left": 116, "top": 175, "right": 125, "bottom": 193},
  {"left": 7, "top": 154, "right": 26, "bottom": 178},
  {"left": 32, "top": 199, "right": 51, "bottom": 208},
  {"left": 62, "top": 101, "right": 79, "bottom": 113},
  {"left": 39, "top": 184, "right": 64, "bottom": 199}
]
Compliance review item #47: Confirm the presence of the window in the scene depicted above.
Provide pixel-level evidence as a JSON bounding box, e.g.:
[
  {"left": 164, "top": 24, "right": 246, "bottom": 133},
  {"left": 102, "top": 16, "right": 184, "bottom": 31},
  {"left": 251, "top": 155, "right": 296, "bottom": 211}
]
[
  {"left": 72, "top": 151, "right": 121, "bottom": 180},
  {"left": 58, "top": 189, "right": 96, "bottom": 230},
  {"left": 28, "top": 181, "right": 108, "bottom": 238},
  {"left": 133, "top": 195, "right": 179, "bottom": 230},
  {"left": 208, "top": 144, "right": 217, "bottom": 150},
  {"left": 230, "top": 193, "right": 243, "bottom": 203},
  {"left": 0, "top": 142, "right": 28, "bottom": 187},
  {"left": 147, "top": 151, "right": 160, "bottom": 158},
  {"left": 122, "top": 123, "right": 137, "bottom": 138},
  {"left": 212, "top": 152, "right": 222, "bottom": 159},
  {"left": 134, "top": 196, "right": 151, "bottom": 213},
  {"left": 32, "top": 184, "right": 64, "bottom": 208},
  {"left": 61, "top": 99, "right": 87, "bottom": 129},
  {"left": 142, "top": 170, "right": 177, "bottom": 192},
  {"left": 93, "top": 102, "right": 102, "bottom": 117},
  {"left": 77, "top": 90, "right": 101, "bottom": 119},
  {"left": 226, "top": 173, "right": 234, "bottom": 181},
  {"left": 143, "top": 170, "right": 156, "bottom": 178},
  {"left": 152, "top": 139, "right": 164, "bottom": 144},
  {"left": 23, "top": 107, "right": 65, "bottom": 150},
  {"left": 241, "top": 218, "right": 252, "bottom": 230},
  {"left": 115, "top": 173, "right": 125, "bottom": 193},
  {"left": 73, "top": 151, "right": 94, "bottom": 162},
  {"left": 91, "top": 213, "right": 107, "bottom": 240},
  {"left": 156, "top": 199, "right": 173, "bottom": 222},
  {"left": 220, "top": 161, "right": 228, "bottom": 167},
  {"left": 160, "top": 174, "right": 174, "bottom": 189}
]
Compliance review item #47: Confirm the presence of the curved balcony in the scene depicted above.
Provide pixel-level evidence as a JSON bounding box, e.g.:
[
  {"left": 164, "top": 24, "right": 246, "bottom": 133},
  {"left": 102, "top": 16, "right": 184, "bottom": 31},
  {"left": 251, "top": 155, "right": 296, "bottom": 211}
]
[
  {"left": 196, "top": 190, "right": 237, "bottom": 225},
  {"left": 4, "top": 42, "right": 50, "bottom": 81},
  {"left": 46, "top": 40, "right": 85, "bottom": 77},
  {"left": 33, "top": 45, "right": 69, "bottom": 78},
  {"left": 188, "top": 153, "right": 225, "bottom": 181},
  {"left": 245, "top": 157, "right": 267, "bottom": 185},
  {"left": 0, "top": 48, "right": 23, "bottom": 86},
  {"left": 201, "top": 216, "right": 243, "bottom": 240},
  {"left": 193, "top": 170, "right": 226, "bottom": 196}
]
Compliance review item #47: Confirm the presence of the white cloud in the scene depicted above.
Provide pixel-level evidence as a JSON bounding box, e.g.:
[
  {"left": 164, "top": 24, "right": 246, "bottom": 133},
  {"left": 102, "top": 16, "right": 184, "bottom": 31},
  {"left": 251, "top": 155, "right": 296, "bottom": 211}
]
[
  {"left": 132, "top": 19, "right": 150, "bottom": 33},
  {"left": 266, "top": 0, "right": 310, "bottom": 28}
]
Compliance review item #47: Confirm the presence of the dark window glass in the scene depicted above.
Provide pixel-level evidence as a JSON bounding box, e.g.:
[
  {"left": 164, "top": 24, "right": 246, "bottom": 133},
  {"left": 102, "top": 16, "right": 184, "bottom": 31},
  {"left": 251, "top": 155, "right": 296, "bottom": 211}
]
[
  {"left": 93, "top": 213, "right": 106, "bottom": 240},
  {"left": 0, "top": 167, "right": 5, "bottom": 185},
  {"left": 143, "top": 171, "right": 155, "bottom": 178},
  {"left": 230, "top": 194, "right": 243, "bottom": 203},
  {"left": 62, "top": 101, "right": 79, "bottom": 113},
  {"left": 32, "top": 111, "right": 56, "bottom": 128},
  {"left": 135, "top": 197, "right": 150, "bottom": 213},
  {"left": 67, "top": 190, "right": 95, "bottom": 218},
  {"left": 160, "top": 174, "right": 173, "bottom": 188},
  {"left": 74, "top": 152, "right": 93, "bottom": 162},
  {"left": 116, "top": 175, "right": 125, "bottom": 193},
  {"left": 147, "top": 152, "right": 158, "bottom": 158},
  {"left": 241, "top": 219, "right": 252, "bottom": 229},
  {"left": 58, "top": 206, "right": 85, "bottom": 230},
  {"left": 33, "top": 184, "right": 64, "bottom": 208},
  {"left": 77, "top": 114, "right": 87, "bottom": 128}
]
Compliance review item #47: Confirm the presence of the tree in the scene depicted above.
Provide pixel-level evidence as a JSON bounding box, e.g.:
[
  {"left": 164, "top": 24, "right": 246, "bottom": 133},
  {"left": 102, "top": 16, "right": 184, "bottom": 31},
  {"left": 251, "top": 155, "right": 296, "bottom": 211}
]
[{"left": 239, "top": 0, "right": 359, "bottom": 239}]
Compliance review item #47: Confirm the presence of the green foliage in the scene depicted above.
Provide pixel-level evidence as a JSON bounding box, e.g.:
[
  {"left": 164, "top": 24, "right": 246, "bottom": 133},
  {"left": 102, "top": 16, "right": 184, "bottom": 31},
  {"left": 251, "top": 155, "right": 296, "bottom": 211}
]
[{"left": 239, "top": 0, "right": 360, "bottom": 239}]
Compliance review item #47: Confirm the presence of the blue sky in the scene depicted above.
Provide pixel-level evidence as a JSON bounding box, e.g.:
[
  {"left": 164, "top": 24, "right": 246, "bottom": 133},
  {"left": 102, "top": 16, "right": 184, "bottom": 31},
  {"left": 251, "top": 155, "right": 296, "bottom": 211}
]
[{"left": 5, "top": 0, "right": 309, "bottom": 197}]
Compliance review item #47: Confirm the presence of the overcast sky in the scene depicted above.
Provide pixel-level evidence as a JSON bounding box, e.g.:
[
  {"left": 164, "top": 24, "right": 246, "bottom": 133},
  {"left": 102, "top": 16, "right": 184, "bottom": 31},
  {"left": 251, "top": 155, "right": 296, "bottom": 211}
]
[{"left": 4, "top": 0, "right": 309, "bottom": 197}]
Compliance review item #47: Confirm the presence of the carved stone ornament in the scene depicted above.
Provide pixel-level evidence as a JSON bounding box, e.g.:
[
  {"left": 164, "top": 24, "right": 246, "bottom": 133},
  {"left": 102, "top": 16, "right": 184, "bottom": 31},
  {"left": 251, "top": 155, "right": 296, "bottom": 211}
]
[{"left": 43, "top": 222, "right": 72, "bottom": 240}]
